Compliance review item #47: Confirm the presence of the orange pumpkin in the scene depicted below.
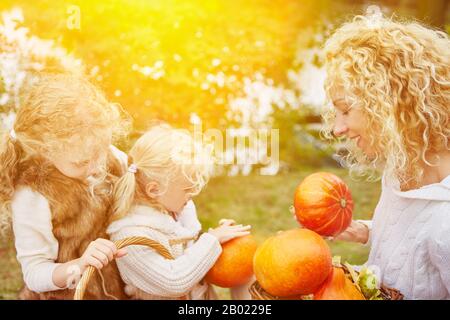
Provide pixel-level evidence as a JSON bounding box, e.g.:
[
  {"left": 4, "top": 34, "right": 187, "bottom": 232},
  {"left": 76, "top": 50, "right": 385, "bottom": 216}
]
[
  {"left": 314, "top": 267, "right": 365, "bottom": 300},
  {"left": 294, "top": 172, "right": 353, "bottom": 237},
  {"left": 205, "top": 235, "right": 258, "bottom": 288},
  {"left": 253, "top": 229, "right": 332, "bottom": 297}
]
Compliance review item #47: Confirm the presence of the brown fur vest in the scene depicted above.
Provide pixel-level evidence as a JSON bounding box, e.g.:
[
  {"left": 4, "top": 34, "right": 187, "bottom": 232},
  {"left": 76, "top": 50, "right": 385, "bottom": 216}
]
[{"left": 16, "top": 150, "right": 127, "bottom": 300}]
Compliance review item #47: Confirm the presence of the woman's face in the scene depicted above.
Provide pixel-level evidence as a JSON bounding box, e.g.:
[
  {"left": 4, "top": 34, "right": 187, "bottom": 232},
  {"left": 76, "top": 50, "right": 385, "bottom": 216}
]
[{"left": 330, "top": 87, "right": 378, "bottom": 158}]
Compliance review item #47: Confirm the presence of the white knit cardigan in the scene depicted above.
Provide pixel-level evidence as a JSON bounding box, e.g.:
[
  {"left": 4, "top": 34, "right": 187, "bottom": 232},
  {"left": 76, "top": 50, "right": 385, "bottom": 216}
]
[
  {"left": 106, "top": 201, "right": 222, "bottom": 300},
  {"left": 363, "top": 174, "right": 450, "bottom": 300}
]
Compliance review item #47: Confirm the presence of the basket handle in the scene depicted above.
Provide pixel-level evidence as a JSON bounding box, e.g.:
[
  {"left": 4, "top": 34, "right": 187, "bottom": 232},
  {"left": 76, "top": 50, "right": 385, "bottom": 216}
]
[{"left": 74, "top": 236, "right": 174, "bottom": 300}]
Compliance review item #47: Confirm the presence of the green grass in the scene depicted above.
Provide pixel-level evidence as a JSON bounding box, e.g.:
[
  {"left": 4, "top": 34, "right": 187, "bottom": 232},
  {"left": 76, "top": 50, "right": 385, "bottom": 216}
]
[
  {"left": 0, "top": 238, "right": 22, "bottom": 299},
  {"left": 0, "top": 166, "right": 380, "bottom": 299}
]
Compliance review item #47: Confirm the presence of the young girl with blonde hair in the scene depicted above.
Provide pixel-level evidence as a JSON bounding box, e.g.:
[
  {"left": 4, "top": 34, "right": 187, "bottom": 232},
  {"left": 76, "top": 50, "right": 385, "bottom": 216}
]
[
  {"left": 322, "top": 8, "right": 450, "bottom": 299},
  {"left": 0, "top": 74, "right": 130, "bottom": 299},
  {"left": 107, "top": 124, "right": 252, "bottom": 300}
]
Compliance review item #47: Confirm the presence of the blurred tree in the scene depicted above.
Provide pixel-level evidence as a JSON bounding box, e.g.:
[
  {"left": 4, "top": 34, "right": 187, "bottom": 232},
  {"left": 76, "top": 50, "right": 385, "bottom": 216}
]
[
  {"left": 4, "top": 0, "right": 445, "bottom": 173},
  {"left": 0, "top": 0, "right": 326, "bottom": 132}
]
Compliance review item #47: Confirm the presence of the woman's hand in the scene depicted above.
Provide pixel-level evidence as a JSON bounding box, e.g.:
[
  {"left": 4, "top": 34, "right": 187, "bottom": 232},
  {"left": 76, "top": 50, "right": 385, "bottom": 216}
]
[
  {"left": 208, "top": 219, "right": 251, "bottom": 244},
  {"left": 332, "top": 220, "right": 370, "bottom": 244},
  {"left": 292, "top": 208, "right": 370, "bottom": 244}
]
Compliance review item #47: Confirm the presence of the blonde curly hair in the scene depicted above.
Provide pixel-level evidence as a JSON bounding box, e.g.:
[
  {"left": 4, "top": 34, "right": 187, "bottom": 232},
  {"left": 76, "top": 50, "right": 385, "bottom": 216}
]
[
  {"left": 0, "top": 73, "right": 130, "bottom": 235},
  {"left": 322, "top": 12, "right": 450, "bottom": 188}
]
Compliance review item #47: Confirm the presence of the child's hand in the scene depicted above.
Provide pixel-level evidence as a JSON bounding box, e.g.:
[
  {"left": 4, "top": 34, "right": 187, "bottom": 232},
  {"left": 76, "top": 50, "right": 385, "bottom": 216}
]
[
  {"left": 208, "top": 220, "right": 251, "bottom": 244},
  {"left": 79, "top": 238, "right": 127, "bottom": 270},
  {"left": 53, "top": 239, "right": 127, "bottom": 289},
  {"left": 219, "top": 218, "right": 236, "bottom": 226}
]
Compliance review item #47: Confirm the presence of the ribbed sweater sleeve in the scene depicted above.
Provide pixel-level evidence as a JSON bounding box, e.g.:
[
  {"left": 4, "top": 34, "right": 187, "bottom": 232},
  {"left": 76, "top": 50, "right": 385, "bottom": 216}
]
[{"left": 111, "top": 227, "right": 222, "bottom": 298}]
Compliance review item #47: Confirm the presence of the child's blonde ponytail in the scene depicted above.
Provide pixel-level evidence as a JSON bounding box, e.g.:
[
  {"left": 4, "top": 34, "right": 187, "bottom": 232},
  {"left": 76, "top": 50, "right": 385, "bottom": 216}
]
[{"left": 112, "top": 165, "right": 137, "bottom": 220}]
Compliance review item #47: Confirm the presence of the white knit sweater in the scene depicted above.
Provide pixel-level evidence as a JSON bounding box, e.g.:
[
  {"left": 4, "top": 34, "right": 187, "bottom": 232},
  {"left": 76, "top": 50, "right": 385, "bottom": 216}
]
[
  {"left": 106, "top": 202, "right": 222, "bottom": 300},
  {"left": 364, "top": 174, "right": 450, "bottom": 300}
]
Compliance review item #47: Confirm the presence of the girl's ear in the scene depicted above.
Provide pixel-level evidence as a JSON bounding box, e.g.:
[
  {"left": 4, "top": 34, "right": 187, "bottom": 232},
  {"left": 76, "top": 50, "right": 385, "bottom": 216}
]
[{"left": 145, "top": 181, "right": 160, "bottom": 198}]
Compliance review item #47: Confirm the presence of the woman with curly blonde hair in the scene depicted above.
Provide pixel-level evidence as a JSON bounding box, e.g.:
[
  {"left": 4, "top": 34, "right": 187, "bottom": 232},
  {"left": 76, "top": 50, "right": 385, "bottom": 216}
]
[{"left": 321, "top": 9, "right": 450, "bottom": 299}]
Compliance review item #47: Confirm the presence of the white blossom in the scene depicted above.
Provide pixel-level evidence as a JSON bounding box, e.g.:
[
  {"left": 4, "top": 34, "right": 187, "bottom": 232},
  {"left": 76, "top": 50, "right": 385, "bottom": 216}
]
[{"left": 0, "top": 7, "right": 83, "bottom": 130}]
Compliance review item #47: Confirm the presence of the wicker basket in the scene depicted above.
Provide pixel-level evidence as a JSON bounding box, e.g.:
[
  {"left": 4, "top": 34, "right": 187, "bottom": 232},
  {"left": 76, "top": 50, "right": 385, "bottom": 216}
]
[
  {"left": 74, "top": 236, "right": 174, "bottom": 300},
  {"left": 249, "top": 263, "right": 403, "bottom": 300}
]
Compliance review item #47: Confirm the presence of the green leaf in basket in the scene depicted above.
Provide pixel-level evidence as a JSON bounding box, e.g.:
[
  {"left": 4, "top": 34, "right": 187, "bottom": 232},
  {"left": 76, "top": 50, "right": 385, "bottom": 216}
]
[
  {"left": 358, "top": 267, "right": 381, "bottom": 299},
  {"left": 332, "top": 256, "right": 342, "bottom": 267}
]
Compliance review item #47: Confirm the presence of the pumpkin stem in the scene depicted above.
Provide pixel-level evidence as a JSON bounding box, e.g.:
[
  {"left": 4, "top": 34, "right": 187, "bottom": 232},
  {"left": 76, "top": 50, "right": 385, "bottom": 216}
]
[{"left": 340, "top": 198, "right": 347, "bottom": 208}]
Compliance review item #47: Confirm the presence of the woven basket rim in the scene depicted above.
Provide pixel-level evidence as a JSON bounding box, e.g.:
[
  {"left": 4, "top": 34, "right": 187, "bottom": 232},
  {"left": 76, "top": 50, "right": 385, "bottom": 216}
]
[{"left": 73, "top": 236, "right": 173, "bottom": 300}]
